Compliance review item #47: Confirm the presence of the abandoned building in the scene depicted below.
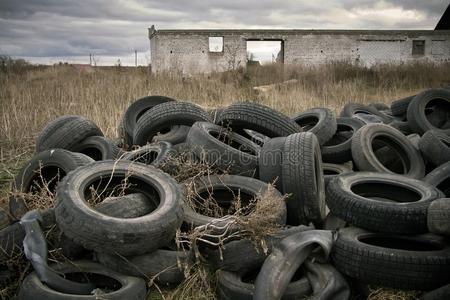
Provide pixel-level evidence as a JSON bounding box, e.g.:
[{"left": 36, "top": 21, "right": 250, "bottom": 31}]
[{"left": 148, "top": 25, "right": 450, "bottom": 74}]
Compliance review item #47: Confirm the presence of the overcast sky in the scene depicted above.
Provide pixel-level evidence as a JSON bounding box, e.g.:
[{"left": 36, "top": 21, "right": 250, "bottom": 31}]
[{"left": 0, "top": 0, "right": 448, "bottom": 65}]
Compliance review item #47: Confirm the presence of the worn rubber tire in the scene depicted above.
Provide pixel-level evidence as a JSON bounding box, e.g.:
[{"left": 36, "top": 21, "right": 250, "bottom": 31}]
[
  {"left": 407, "top": 88, "right": 450, "bottom": 135},
  {"left": 332, "top": 227, "right": 450, "bottom": 290},
  {"left": 421, "top": 284, "right": 450, "bottom": 300},
  {"left": 351, "top": 123, "right": 425, "bottom": 179},
  {"left": 217, "top": 102, "right": 302, "bottom": 138},
  {"left": 292, "top": 108, "right": 337, "bottom": 145},
  {"left": 36, "top": 115, "right": 103, "bottom": 153},
  {"left": 186, "top": 122, "right": 260, "bottom": 177},
  {"left": 217, "top": 268, "right": 311, "bottom": 300},
  {"left": 419, "top": 130, "right": 450, "bottom": 167},
  {"left": 0, "top": 208, "right": 9, "bottom": 230},
  {"left": 282, "top": 132, "right": 326, "bottom": 226},
  {"left": 120, "top": 95, "right": 176, "bottom": 146},
  {"left": 339, "top": 103, "right": 392, "bottom": 123},
  {"left": 96, "top": 249, "right": 189, "bottom": 284},
  {"left": 323, "top": 163, "right": 352, "bottom": 188},
  {"left": 390, "top": 96, "right": 414, "bottom": 116},
  {"left": 326, "top": 172, "right": 443, "bottom": 234},
  {"left": 428, "top": 198, "right": 450, "bottom": 236},
  {"left": 258, "top": 137, "right": 286, "bottom": 187},
  {"left": 133, "top": 101, "right": 211, "bottom": 146},
  {"left": 121, "top": 141, "right": 174, "bottom": 167},
  {"left": 152, "top": 125, "right": 190, "bottom": 145},
  {"left": 182, "top": 175, "right": 286, "bottom": 229},
  {"left": 321, "top": 117, "right": 365, "bottom": 163},
  {"left": 368, "top": 102, "right": 389, "bottom": 111},
  {"left": 424, "top": 161, "right": 450, "bottom": 197},
  {"left": 18, "top": 260, "right": 147, "bottom": 300},
  {"left": 9, "top": 150, "right": 94, "bottom": 220},
  {"left": 71, "top": 136, "right": 121, "bottom": 161},
  {"left": 54, "top": 160, "right": 183, "bottom": 256}
]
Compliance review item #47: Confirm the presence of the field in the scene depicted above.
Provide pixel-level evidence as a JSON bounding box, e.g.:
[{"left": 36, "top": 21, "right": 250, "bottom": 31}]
[{"left": 0, "top": 61, "right": 449, "bottom": 299}]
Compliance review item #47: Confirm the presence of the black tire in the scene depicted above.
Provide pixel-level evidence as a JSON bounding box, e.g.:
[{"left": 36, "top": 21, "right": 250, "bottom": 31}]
[
  {"left": 419, "top": 130, "right": 450, "bottom": 167},
  {"left": 0, "top": 222, "right": 26, "bottom": 263},
  {"left": 424, "top": 161, "right": 450, "bottom": 197},
  {"left": 18, "top": 260, "right": 147, "bottom": 300},
  {"left": 421, "top": 284, "right": 450, "bottom": 300},
  {"left": 0, "top": 208, "right": 9, "bottom": 230},
  {"left": 292, "top": 108, "right": 337, "bottom": 145},
  {"left": 326, "top": 172, "right": 443, "bottom": 234},
  {"left": 71, "top": 136, "right": 121, "bottom": 161},
  {"left": 186, "top": 122, "right": 260, "bottom": 177},
  {"left": 217, "top": 102, "right": 302, "bottom": 138},
  {"left": 243, "top": 129, "right": 270, "bottom": 146},
  {"left": 258, "top": 137, "right": 286, "bottom": 187},
  {"left": 282, "top": 132, "right": 326, "bottom": 226},
  {"left": 96, "top": 249, "right": 189, "bottom": 284},
  {"left": 209, "top": 107, "right": 225, "bottom": 123},
  {"left": 389, "top": 120, "right": 412, "bottom": 134},
  {"left": 339, "top": 103, "right": 392, "bottom": 123},
  {"left": 321, "top": 117, "right": 365, "bottom": 164},
  {"left": 9, "top": 150, "right": 94, "bottom": 220},
  {"left": 332, "top": 227, "right": 450, "bottom": 290},
  {"left": 120, "top": 95, "right": 176, "bottom": 146},
  {"left": 428, "top": 198, "right": 450, "bottom": 236},
  {"left": 54, "top": 160, "right": 183, "bottom": 256},
  {"left": 133, "top": 101, "right": 211, "bottom": 146},
  {"left": 217, "top": 268, "right": 311, "bottom": 300},
  {"left": 368, "top": 102, "right": 389, "bottom": 111},
  {"left": 322, "top": 163, "right": 352, "bottom": 188},
  {"left": 407, "top": 88, "right": 450, "bottom": 135},
  {"left": 390, "top": 96, "right": 414, "bottom": 116},
  {"left": 152, "top": 125, "right": 190, "bottom": 145},
  {"left": 36, "top": 116, "right": 103, "bottom": 153},
  {"left": 351, "top": 123, "right": 425, "bottom": 179},
  {"left": 121, "top": 141, "right": 174, "bottom": 167},
  {"left": 182, "top": 175, "right": 286, "bottom": 228}
]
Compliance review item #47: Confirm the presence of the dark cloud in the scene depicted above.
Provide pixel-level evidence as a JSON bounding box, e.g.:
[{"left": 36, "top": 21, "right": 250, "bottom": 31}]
[{"left": 0, "top": 0, "right": 447, "bottom": 65}]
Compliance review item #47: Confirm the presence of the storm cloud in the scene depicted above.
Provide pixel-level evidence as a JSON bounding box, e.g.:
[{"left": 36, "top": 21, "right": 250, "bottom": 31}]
[{"left": 0, "top": 0, "right": 447, "bottom": 65}]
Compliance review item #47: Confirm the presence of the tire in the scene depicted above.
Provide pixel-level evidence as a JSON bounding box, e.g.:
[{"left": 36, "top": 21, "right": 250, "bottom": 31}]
[
  {"left": 421, "top": 284, "right": 450, "bottom": 300},
  {"left": 339, "top": 103, "right": 392, "bottom": 123},
  {"left": 368, "top": 102, "right": 389, "bottom": 111},
  {"left": 182, "top": 175, "right": 286, "bottom": 228},
  {"left": 326, "top": 172, "right": 443, "bottom": 234},
  {"left": 258, "top": 137, "right": 286, "bottom": 187},
  {"left": 282, "top": 132, "right": 326, "bottom": 226},
  {"left": 217, "top": 268, "right": 311, "bottom": 300},
  {"left": 96, "top": 249, "right": 189, "bottom": 284},
  {"left": 428, "top": 198, "right": 450, "bottom": 236},
  {"left": 243, "top": 129, "right": 270, "bottom": 146},
  {"left": 424, "top": 161, "right": 450, "bottom": 197},
  {"left": 0, "top": 222, "right": 26, "bottom": 263},
  {"left": 390, "top": 96, "right": 414, "bottom": 116},
  {"left": 419, "top": 130, "right": 450, "bottom": 167},
  {"left": 152, "top": 125, "right": 190, "bottom": 145},
  {"left": 9, "top": 150, "right": 94, "bottom": 220},
  {"left": 292, "top": 108, "right": 337, "bottom": 145},
  {"left": 407, "top": 88, "right": 450, "bottom": 135},
  {"left": 133, "top": 101, "right": 211, "bottom": 146},
  {"left": 332, "top": 227, "right": 450, "bottom": 290},
  {"left": 121, "top": 141, "right": 174, "bottom": 167},
  {"left": 217, "top": 102, "right": 302, "bottom": 138},
  {"left": 120, "top": 95, "right": 176, "bottom": 147},
  {"left": 0, "top": 208, "right": 9, "bottom": 230},
  {"left": 351, "top": 123, "right": 425, "bottom": 179},
  {"left": 322, "top": 163, "right": 352, "bottom": 188},
  {"left": 18, "top": 260, "right": 146, "bottom": 300},
  {"left": 186, "top": 122, "right": 260, "bottom": 177},
  {"left": 321, "top": 117, "right": 365, "bottom": 164},
  {"left": 71, "top": 136, "right": 121, "bottom": 161},
  {"left": 36, "top": 116, "right": 103, "bottom": 153},
  {"left": 209, "top": 107, "right": 225, "bottom": 123},
  {"left": 389, "top": 120, "right": 412, "bottom": 135},
  {"left": 54, "top": 160, "right": 183, "bottom": 256}
]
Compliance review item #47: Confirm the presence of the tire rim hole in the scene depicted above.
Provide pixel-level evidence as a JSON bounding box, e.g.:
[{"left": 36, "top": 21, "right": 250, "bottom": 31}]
[
  {"left": 61, "top": 272, "right": 122, "bottom": 294},
  {"left": 372, "top": 136, "right": 410, "bottom": 174},
  {"left": 351, "top": 182, "right": 422, "bottom": 203},
  {"left": 424, "top": 99, "right": 450, "bottom": 129},
  {"left": 79, "top": 147, "right": 103, "bottom": 161},
  {"left": 323, "top": 124, "right": 353, "bottom": 146},
  {"left": 295, "top": 116, "right": 319, "bottom": 131},
  {"left": 30, "top": 166, "right": 66, "bottom": 194},
  {"left": 359, "top": 236, "right": 444, "bottom": 251},
  {"left": 209, "top": 130, "right": 258, "bottom": 156}
]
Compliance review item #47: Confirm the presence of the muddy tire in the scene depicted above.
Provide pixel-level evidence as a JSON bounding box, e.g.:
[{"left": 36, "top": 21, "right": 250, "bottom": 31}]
[
  {"left": 407, "top": 88, "right": 450, "bottom": 135},
  {"left": 54, "top": 160, "right": 183, "bottom": 256},
  {"left": 428, "top": 198, "right": 450, "bottom": 236},
  {"left": 18, "top": 260, "right": 146, "bottom": 300},
  {"left": 217, "top": 102, "right": 302, "bottom": 138},
  {"left": 282, "top": 132, "right": 326, "bottom": 226},
  {"left": 36, "top": 116, "right": 103, "bottom": 153},
  {"left": 419, "top": 130, "right": 450, "bottom": 167},
  {"left": 326, "top": 172, "right": 443, "bottom": 234},
  {"left": 332, "top": 227, "right": 450, "bottom": 290},
  {"left": 292, "top": 108, "right": 337, "bottom": 145},
  {"left": 351, "top": 123, "right": 425, "bottom": 179},
  {"left": 321, "top": 117, "right": 365, "bottom": 164},
  {"left": 9, "top": 150, "right": 94, "bottom": 220}
]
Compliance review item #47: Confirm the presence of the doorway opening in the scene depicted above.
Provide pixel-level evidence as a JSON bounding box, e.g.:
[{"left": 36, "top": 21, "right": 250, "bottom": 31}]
[{"left": 246, "top": 40, "right": 284, "bottom": 66}]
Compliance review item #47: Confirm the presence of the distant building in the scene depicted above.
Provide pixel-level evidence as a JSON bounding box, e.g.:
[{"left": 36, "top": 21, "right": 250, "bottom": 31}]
[{"left": 148, "top": 26, "right": 450, "bottom": 74}]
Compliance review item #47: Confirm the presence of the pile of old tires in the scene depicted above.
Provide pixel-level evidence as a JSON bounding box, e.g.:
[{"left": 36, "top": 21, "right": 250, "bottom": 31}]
[{"left": 1, "top": 88, "right": 449, "bottom": 299}]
